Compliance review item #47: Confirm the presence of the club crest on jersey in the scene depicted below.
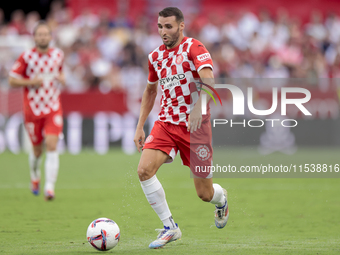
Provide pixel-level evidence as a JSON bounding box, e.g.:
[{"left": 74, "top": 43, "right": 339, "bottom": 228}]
[
  {"left": 145, "top": 135, "right": 154, "bottom": 144},
  {"left": 195, "top": 145, "right": 211, "bottom": 161},
  {"left": 197, "top": 53, "right": 211, "bottom": 62},
  {"left": 175, "top": 54, "right": 184, "bottom": 65},
  {"left": 53, "top": 114, "right": 63, "bottom": 126}
]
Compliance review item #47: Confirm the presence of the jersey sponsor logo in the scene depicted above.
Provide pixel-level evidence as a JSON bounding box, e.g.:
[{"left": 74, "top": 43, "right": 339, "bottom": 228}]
[
  {"left": 197, "top": 53, "right": 211, "bottom": 62},
  {"left": 175, "top": 54, "right": 184, "bottom": 65},
  {"left": 145, "top": 135, "right": 154, "bottom": 144},
  {"left": 195, "top": 145, "right": 211, "bottom": 161},
  {"left": 159, "top": 74, "right": 186, "bottom": 89}
]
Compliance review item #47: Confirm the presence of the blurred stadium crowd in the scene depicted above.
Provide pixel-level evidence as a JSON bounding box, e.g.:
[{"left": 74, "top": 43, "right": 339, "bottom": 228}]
[{"left": 1, "top": 1, "right": 340, "bottom": 94}]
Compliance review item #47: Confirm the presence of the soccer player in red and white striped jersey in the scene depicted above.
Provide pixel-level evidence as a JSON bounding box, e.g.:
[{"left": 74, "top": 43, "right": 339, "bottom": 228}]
[
  {"left": 9, "top": 21, "right": 65, "bottom": 201},
  {"left": 133, "top": 7, "right": 229, "bottom": 249}
]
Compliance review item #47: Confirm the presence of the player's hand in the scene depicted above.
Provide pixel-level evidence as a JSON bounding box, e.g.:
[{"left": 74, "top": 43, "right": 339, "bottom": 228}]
[
  {"left": 187, "top": 104, "right": 202, "bottom": 133},
  {"left": 134, "top": 127, "right": 145, "bottom": 153},
  {"left": 30, "top": 77, "right": 43, "bottom": 87},
  {"left": 55, "top": 74, "right": 66, "bottom": 86}
]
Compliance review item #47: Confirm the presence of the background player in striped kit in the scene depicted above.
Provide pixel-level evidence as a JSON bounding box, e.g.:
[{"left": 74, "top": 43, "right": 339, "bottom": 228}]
[
  {"left": 9, "top": 21, "right": 65, "bottom": 201},
  {"left": 134, "top": 7, "right": 229, "bottom": 249}
]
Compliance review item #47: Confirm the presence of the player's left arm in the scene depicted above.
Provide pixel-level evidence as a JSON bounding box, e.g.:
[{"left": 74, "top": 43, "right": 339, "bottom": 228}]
[
  {"left": 55, "top": 72, "right": 66, "bottom": 86},
  {"left": 188, "top": 39, "right": 215, "bottom": 133},
  {"left": 188, "top": 67, "right": 214, "bottom": 133},
  {"left": 55, "top": 50, "right": 66, "bottom": 86}
]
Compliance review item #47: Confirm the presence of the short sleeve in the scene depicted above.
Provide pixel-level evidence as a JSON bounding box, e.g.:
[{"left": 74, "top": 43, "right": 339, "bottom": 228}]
[
  {"left": 9, "top": 53, "right": 28, "bottom": 78},
  {"left": 189, "top": 39, "right": 213, "bottom": 73},
  {"left": 148, "top": 59, "right": 158, "bottom": 84}
]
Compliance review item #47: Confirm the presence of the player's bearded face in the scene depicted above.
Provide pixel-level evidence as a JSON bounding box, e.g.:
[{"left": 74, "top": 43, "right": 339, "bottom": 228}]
[
  {"left": 158, "top": 16, "right": 182, "bottom": 49},
  {"left": 161, "top": 26, "right": 180, "bottom": 48},
  {"left": 34, "top": 26, "right": 52, "bottom": 50}
]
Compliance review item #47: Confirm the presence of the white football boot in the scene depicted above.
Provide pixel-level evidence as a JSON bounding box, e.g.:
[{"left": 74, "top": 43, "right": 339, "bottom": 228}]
[
  {"left": 44, "top": 190, "right": 55, "bottom": 201},
  {"left": 149, "top": 224, "right": 182, "bottom": 249},
  {"left": 215, "top": 188, "right": 229, "bottom": 229}
]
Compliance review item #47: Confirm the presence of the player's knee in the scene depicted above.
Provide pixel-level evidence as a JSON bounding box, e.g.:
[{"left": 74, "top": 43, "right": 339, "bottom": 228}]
[
  {"left": 137, "top": 165, "right": 155, "bottom": 181},
  {"left": 197, "top": 190, "right": 213, "bottom": 202},
  {"left": 33, "top": 146, "right": 43, "bottom": 158},
  {"left": 45, "top": 135, "right": 59, "bottom": 151},
  {"left": 34, "top": 150, "right": 43, "bottom": 158},
  {"left": 46, "top": 141, "right": 57, "bottom": 151}
]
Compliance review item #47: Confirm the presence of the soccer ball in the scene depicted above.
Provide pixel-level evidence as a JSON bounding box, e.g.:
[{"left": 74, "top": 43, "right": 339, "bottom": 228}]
[{"left": 86, "top": 217, "right": 120, "bottom": 251}]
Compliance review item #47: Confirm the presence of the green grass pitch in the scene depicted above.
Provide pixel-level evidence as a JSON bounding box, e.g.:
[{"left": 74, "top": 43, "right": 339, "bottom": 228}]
[{"left": 0, "top": 148, "right": 339, "bottom": 254}]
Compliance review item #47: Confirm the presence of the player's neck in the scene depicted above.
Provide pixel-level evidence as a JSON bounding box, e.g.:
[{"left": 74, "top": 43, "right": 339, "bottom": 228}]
[
  {"left": 166, "top": 35, "right": 185, "bottom": 50},
  {"left": 36, "top": 47, "right": 49, "bottom": 54}
]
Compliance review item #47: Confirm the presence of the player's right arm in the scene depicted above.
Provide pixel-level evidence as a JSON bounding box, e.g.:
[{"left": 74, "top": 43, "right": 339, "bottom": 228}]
[
  {"left": 8, "top": 76, "right": 43, "bottom": 87},
  {"left": 8, "top": 53, "right": 43, "bottom": 88},
  {"left": 134, "top": 57, "right": 159, "bottom": 152},
  {"left": 133, "top": 82, "right": 158, "bottom": 152}
]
